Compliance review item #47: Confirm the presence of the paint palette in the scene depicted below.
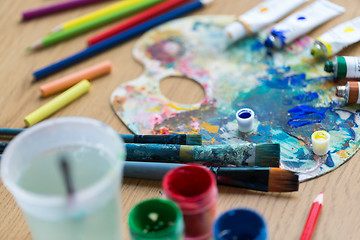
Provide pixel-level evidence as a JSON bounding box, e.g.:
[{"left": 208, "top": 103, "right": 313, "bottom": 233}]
[{"left": 111, "top": 15, "right": 360, "bottom": 181}]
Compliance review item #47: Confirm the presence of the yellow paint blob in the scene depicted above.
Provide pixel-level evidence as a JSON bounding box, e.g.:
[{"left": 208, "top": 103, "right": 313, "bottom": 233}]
[
  {"left": 260, "top": 7, "right": 268, "bottom": 12},
  {"left": 344, "top": 27, "right": 354, "bottom": 32},
  {"left": 166, "top": 103, "right": 198, "bottom": 111},
  {"left": 200, "top": 122, "right": 219, "bottom": 133}
]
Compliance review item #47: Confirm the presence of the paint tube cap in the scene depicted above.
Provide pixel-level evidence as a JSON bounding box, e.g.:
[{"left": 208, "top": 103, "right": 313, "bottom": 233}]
[
  {"left": 311, "top": 130, "right": 330, "bottom": 156},
  {"left": 324, "top": 61, "right": 334, "bottom": 73},
  {"left": 213, "top": 208, "right": 267, "bottom": 240},
  {"left": 236, "top": 108, "right": 255, "bottom": 133},
  {"left": 264, "top": 33, "right": 283, "bottom": 49},
  {"left": 311, "top": 45, "right": 326, "bottom": 60},
  {"left": 224, "top": 21, "right": 247, "bottom": 42}
]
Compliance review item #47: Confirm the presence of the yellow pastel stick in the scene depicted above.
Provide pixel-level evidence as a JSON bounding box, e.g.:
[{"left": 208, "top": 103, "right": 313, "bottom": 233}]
[
  {"left": 52, "top": 0, "right": 145, "bottom": 32},
  {"left": 24, "top": 80, "right": 90, "bottom": 127}
]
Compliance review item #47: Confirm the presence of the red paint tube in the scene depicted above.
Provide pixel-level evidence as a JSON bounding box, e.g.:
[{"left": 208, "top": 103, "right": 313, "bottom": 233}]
[{"left": 162, "top": 164, "right": 218, "bottom": 240}]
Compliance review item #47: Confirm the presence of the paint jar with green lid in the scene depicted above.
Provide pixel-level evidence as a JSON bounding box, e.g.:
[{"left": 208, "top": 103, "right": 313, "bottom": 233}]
[
  {"left": 324, "top": 56, "right": 360, "bottom": 78},
  {"left": 129, "top": 198, "right": 184, "bottom": 240}
]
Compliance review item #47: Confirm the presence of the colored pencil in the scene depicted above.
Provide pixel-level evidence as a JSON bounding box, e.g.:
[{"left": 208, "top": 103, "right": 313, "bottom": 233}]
[
  {"left": 32, "top": 0, "right": 214, "bottom": 80},
  {"left": 22, "top": 0, "right": 106, "bottom": 21},
  {"left": 28, "top": 0, "right": 164, "bottom": 51},
  {"left": 52, "top": 0, "right": 154, "bottom": 33},
  {"left": 300, "top": 192, "right": 324, "bottom": 240},
  {"left": 125, "top": 143, "right": 280, "bottom": 167},
  {"left": 40, "top": 61, "right": 112, "bottom": 97},
  {"left": 87, "top": 0, "right": 191, "bottom": 46},
  {"left": 0, "top": 132, "right": 202, "bottom": 146},
  {"left": 124, "top": 162, "right": 299, "bottom": 192}
]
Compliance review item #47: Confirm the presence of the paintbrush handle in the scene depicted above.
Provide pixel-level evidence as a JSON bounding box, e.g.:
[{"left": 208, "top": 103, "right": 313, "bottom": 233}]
[
  {"left": 125, "top": 143, "right": 259, "bottom": 166},
  {"left": 124, "top": 161, "right": 181, "bottom": 179},
  {"left": 0, "top": 129, "right": 201, "bottom": 145}
]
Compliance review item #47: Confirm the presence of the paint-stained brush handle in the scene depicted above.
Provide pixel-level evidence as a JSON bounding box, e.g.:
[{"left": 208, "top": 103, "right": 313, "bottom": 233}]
[
  {"left": 0, "top": 128, "right": 202, "bottom": 145},
  {"left": 125, "top": 143, "right": 280, "bottom": 167}
]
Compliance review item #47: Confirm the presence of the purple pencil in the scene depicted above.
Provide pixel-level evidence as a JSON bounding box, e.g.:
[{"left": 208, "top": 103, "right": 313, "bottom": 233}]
[{"left": 22, "top": 0, "right": 106, "bottom": 21}]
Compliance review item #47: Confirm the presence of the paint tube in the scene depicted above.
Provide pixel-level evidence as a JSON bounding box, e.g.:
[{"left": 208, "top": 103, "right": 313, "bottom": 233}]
[
  {"left": 264, "top": 0, "right": 345, "bottom": 49},
  {"left": 224, "top": 0, "right": 308, "bottom": 43},
  {"left": 324, "top": 56, "right": 360, "bottom": 78},
  {"left": 311, "top": 17, "right": 360, "bottom": 60}
]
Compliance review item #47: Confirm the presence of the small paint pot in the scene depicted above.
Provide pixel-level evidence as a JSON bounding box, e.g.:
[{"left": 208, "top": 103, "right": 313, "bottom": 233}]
[
  {"left": 311, "top": 130, "right": 330, "bottom": 156},
  {"left": 162, "top": 164, "right": 218, "bottom": 240},
  {"left": 236, "top": 108, "right": 255, "bottom": 132},
  {"left": 129, "top": 198, "right": 184, "bottom": 240},
  {"left": 213, "top": 208, "right": 268, "bottom": 240}
]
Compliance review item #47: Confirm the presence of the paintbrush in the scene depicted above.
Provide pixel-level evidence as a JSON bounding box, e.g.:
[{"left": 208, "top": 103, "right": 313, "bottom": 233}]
[
  {"left": 125, "top": 143, "right": 280, "bottom": 167},
  {"left": 59, "top": 155, "right": 75, "bottom": 198},
  {"left": 124, "top": 162, "right": 299, "bottom": 192},
  {"left": 0, "top": 155, "right": 295, "bottom": 192},
  {"left": 0, "top": 128, "right": 202, "bottom": 145}
]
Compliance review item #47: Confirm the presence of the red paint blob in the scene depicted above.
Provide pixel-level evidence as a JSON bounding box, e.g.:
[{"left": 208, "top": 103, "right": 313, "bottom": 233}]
[{"left": 162, "top": 164, "right": 218, "bottom": 240}]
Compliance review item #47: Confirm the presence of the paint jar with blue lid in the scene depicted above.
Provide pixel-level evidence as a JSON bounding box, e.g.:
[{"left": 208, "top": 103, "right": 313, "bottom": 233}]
[
  {"left": 128, "top": 198, "right": 184, "bottom": 240},
  {"left": 213, "top": 208, "right": 268, "bottom": 240}
]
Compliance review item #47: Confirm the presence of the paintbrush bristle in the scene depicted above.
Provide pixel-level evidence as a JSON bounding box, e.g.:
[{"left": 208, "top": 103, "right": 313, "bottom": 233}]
[
  {"left": 268, "top": 168, "right": 299, "bottom": 192},
  {"left": 255, "top": 144, "right": 280, "bottom": 167},
  {"left": 186, "top": 134, "right": 203, "bottom": 145}
]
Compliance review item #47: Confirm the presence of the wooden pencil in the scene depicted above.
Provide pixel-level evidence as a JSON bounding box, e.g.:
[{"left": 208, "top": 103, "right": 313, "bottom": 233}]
[
  {"left": 87, "top": 0, "right": 191, "bottom": 45},
  {"left": 22, "top": 0, "right": 106, "bottom": 21},
  {"left": 32, "top": 0, "right": 214, "bottom": 80},
  {"left": 28, "top": 0, "right": 164, "bottom": 50}
]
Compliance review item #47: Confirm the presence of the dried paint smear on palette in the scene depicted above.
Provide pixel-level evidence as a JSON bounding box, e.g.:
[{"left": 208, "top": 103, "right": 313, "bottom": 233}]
[{"left": 111, "top": 15, "right": 360, "bottom": 182}]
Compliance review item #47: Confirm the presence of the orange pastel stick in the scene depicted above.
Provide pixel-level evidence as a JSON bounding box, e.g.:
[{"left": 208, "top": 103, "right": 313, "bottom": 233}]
[{"left": 40, "top": 60, "right": 112, "bottom": 97}]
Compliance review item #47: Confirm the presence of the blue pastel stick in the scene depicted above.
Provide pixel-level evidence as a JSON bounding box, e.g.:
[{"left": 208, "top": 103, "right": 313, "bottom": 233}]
[{"left": 33, "top": 0, "right": 210, "bottom": 80}]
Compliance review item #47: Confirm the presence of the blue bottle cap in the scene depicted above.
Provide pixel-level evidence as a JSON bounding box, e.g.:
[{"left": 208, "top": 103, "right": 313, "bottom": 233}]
[{"left": 213, "top": 208, "right": 267, "bottom": 240}]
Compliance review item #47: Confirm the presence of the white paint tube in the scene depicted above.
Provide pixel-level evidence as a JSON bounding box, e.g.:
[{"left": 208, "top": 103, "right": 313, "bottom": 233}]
[
  {"left": 264, "top": 0, "right": 345, "bottom": 49},
  {"left": 224, "top": 0, "right": 308, "bottom": 42},
  {"left": 311, "top": 17, "right": 360, "bottom": 60}
]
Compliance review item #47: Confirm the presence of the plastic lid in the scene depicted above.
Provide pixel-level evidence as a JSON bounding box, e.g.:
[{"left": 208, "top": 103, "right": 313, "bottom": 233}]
[
  {"left": 224, "top": 21, "right": 247, "bottom": 42},
  {"left": 214, "top": 208, "right": 267, "bottom": 240},
  {"left": 311, "top": 130, "right": 330, "bottom": 156},
  {"left": 324, "top": 61, "right": 334, "bottom": 73},
  {"left": 129, "top": 198, "right": 184, "bottom": 239},
  {"left": 236, "top": 108, "right": 255, "bottom": 132}
]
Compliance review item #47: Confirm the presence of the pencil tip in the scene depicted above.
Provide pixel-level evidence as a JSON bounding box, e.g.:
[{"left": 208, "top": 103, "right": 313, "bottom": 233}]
[
  {"left": 28, "top": 40, "right": 43, "bottom": 51},
  {"left": 51, "top": 25, "right": 63, "bottom": 33},
  {"left": 314, "top": 192, "right": 324, "bottom": 204}
]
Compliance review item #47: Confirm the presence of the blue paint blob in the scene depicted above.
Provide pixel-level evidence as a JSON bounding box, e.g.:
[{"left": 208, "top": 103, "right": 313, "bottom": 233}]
[
  {"left": 295, "top": 92, "right": 319, "bottom": 103},
  {"left": 260, "top": 72, "right": 306, "bottom": 89},
  {"left": 325, "top": 153, "right": 335, "bottom": 167},
  {"left": 251, "top": 40, "right": 264, "bottom": 51},
  {"left": 288, "top": 105, "right": 329, "bottom": 128},
  {"left": 249, "top": 124, "right": 273, "bottom": 143},
  {"left": 297, "top": 16, "right": 306, "bottom": 20}
]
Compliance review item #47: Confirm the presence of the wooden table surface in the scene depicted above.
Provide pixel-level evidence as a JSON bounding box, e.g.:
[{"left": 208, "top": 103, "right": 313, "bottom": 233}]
[{"left": 1, "top": 0, "right": 360, "bottom": 239}]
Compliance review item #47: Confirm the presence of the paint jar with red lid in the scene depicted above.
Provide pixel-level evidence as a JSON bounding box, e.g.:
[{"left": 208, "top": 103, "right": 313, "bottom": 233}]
[{"left": 162, "top": 164, "right": 218, "bottom": 240}]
